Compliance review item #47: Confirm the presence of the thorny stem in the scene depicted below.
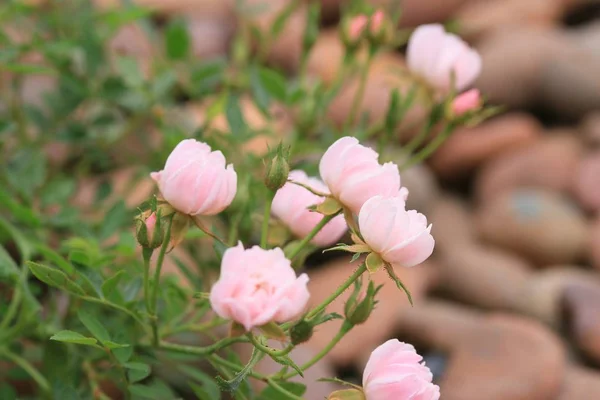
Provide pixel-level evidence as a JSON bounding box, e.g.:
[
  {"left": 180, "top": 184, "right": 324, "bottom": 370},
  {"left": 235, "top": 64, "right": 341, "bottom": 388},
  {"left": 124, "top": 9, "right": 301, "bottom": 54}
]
[
  {"left": 157, "top": 336, "right": 248, "bottom": 356},
  {"left": 150, "top": 215, "right": 173, "bottom": 347},
  {"left": 248, "top": 333, "right": 294, "bottom": 357}
]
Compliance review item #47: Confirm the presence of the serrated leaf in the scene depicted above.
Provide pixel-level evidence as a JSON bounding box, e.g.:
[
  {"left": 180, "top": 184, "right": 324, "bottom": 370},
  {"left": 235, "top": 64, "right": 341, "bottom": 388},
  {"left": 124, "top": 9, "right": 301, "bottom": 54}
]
[
  {"left": 27, "top": 262, "right": 85, "bottom": 295},
  {"left": 124, "top": 362, "right": 151, "bottom": 383},
  {"left": 101, "top": 270, "right": 125, "bottom": 298},
  {"left": 77, "top": 309, "right": 110, "bottom": 342},
  {"left": 165, "top": 19, "right": 190, "bottom": 60},
  {"left": 50, "top": 330, "right": 98, "bottom": 346}
]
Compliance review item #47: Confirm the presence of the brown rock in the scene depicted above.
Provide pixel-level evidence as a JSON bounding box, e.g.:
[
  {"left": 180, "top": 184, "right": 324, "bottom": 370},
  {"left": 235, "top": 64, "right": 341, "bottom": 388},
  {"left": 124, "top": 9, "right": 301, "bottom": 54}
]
[
  {"left": 517, "top": 267, "right": 597, "bottom": 327},
  {"left": 440, "top": 314, "right": 565, "bottom": 400},
  {"left": 429, "top": 196, "right": 476, "bottom": 252},
  {"left": 430, "top": 113, "right": 542, "bottom": 178},
  {"left": 590, "top": 216, "right": 600, "bottom": 271},
  {"left": 307, "top": 30, "right": 345, "bottom": 85},
  {"left": 475, "top": 28, "right": 572, "bottom": 108},
  {"left": 305, "top": 256, "right": 436, "bottom": 366},
  {"left": 477, "top": 189, "right": 588, "bottom": 265},
  {"left": 400, "top": 164, "right": 440, "bottom": 213},
  {"left": 579, "top": 112, "right": 600, "bottom": 147},
  {"left": 456, "top": 0, "right": 564, "bottom": 41},
  {"left": 186, "top": 14, "right": 234, "bottom": 59},
  {"left": 558, "top": 366, "right": 600, "bottom": 400},
  {"left": 563, "top": 280, "right": 600, "bottom": 364},
  {"left": 437, "top": 244, "right": 532, "bottom": 311},
  {"left": 475, "top": 134, "right": 582, "bottom": 204},
  {"left": 573, "top": 152, "right": 600, "bottom": 211}
]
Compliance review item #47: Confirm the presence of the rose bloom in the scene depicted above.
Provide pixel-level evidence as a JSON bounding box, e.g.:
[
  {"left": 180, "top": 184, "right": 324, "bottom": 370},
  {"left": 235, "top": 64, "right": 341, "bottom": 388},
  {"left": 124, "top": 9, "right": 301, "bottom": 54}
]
[
  {"left": 359, "top": 196, "right": 434, "bottom": 268},
  {"left": 209, "top": 243, "right": 310, "bottom": 331},
  {"left": 151, "top": 139, "right": 237, "bottom": 216},
  {"left": 272, "top": 170, "right": 347, "bottom": 247},
  {"left": 407, "top": 24, "right": 481, "bottom": 93},
  {"left": 319, "top": 137, "right": 401, "bottom": 214},
  {"left": 363, "top": 339, "right": 440, "bottom": 400}
]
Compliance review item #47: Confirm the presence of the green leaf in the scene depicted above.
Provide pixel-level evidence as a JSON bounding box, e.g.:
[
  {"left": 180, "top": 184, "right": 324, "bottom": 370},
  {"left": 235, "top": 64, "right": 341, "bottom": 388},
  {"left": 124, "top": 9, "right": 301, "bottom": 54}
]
[
  {"left": 101, "top": 270, "right": 126, "bottom": 298},
  {"left": 6, "top": 147, "right": 47, "bottom": 201},
  {"left": 365, "top": 252, "right": 384, "bottom": 274},
  {"left": 50, "top": 330, "right": 98, "bottom": 346},
  {"left": 250, "top": 64, "right": 271, "bottom": 116},
  {"left": 257, "top": 382, "right": 307, "bottom": 399},
  {"left": 77, "top": 309, "right": 111, "bottom": 343},
  {"left": 103, "top": 341, "right": 130, "bottom": 350},
  {"left": 35, "top": 244, "right": 74, "bottom": 275},
  {"left": 0, "top": 63, "right": 55, "bottom": 74},
  {"left": 0, "top": 245, "right": 19, "bottom": 282},
  {"left": 225, "top": 93, "right": 246, "bottom": 138},
  {"left": 179, "top": 365, "right": 220, "bottom": 400},
  {"left": 258, "top": 322, "right": 287, "bottom": 341},
  {"left": 115, "top": 56, "right": 143, "bottom": 87},
  {"left": 270, "top": 354, "right": 304, "bottom": 378},
  {"left": 124, "top": 362, "right": 151, "bottom": 383},
  {"left": 27, "top": 262, "right": 85, "bottom": 295},
  {"left": 0, "top": 383, "right": 16, "bottom": 400},
  {"left": 0, "top": 188, "right": 41, "bottom": 226},
  {"left": 258, "top": 67, "right": 287, "bottom": 102},
  {"left": 129, "top": 379, "right": 177, "bottom": 399},
  {"left": 165, "top": 19, "right": 190, "bottom": 60},
  {"left": 0, "top": 215, "right": 33, "bottom": 262}
]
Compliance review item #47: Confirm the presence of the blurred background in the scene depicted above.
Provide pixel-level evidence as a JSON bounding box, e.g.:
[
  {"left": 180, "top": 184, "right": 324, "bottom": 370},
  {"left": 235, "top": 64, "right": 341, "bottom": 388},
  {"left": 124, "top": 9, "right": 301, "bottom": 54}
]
[{"left": 4, "top": 0, "right": 600, "bottom": 399}]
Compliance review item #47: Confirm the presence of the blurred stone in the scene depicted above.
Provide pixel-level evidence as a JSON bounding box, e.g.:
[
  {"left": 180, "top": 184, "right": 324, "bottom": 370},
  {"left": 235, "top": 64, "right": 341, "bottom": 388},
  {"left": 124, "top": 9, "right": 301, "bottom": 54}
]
[
  {"left": 580, "top": 112, "right": 600, "bottom": 147},
  {"left": 590, "top": 216, "right": 600, "bottom": 271},
  {"left": 430, "top": 113, "right": 542, "bottom": 178},
  {"left": 429, "top": 196, "right": 476, "bottom": 252},
  {"left": 573, "top": 152, "right": 600, "bottom": 211},
  {"left": 95, "top": 0, "right": 234, "bottom": 14},
  {"left": 234, "top": 342, "right": 341, "bottom": 398},
  {"left": 187, "top": 15, "right": 235, "bottom": 59},
  {"left": 475, "top": 28, "right": 572, "bottom": 108},
  {"left": 456, "top": 0, "right": 564, "bottom": 41},
  {"left": 439, "top": 314, "right": 565, "bottom": 400},
  {"left": 307, "top": 30, "right": 345, "bottom": 84},
  {"left": 558, "top": 366, "right": 600, "bottom": 400},
  {"left": 305, "top": 256, "right": 436, "bottom": 366},
  {"left": 517, "top": 267, "right": 597, "bottom": 327},
  {"left": 568, "top": 21, "right": 600, "bottom": 59},
  {"left": 437, "top": 244, "right": 532, "bottom": 311},
  {"left": 475, "top": 135, "right": 582, "bottom": 204},
  {"left": 539, "top": 50, "right": 600, "bottom": 120},
  {"left": 400, "top": 164, "right": 439, "bottom": 213},
  {"left": 563, "top": 281, "right": 600, "bottom": 364},
  {"left": 476, "top": 189, "right": 588, "bottom": 265},
  {"left": 108, "top": 24, "right": 154, "bottom": 77}
]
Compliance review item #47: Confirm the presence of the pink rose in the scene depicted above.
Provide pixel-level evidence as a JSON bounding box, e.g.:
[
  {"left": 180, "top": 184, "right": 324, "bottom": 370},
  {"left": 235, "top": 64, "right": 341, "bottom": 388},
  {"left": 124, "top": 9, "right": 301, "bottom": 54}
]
[
  {"left": 452, "top": 88, "right": 482, "bottom": 116},
  {"left": 348, "top": 15, "right": 368, "bottom": 40},
  {"left": 407, "top": 24, "right": 481, "bottom": 93},
  {"left": 272, "top": 170, "right": 347, "bottom": 247},
  {"left": 359, "top": 196, "right": 434, "bottom": 268},
  {"left": 363, "top": 339, "right": 440, "bottom": 400},
  {"left": 369, "top": 10, "right": 384, "bottom": 34},
  {"left": 319, "top": 137, "right": 401, "bottom": 214},
  {"left": 151, "top": 139, "right": 237, "bottom": 216},
  {"left": 209, "top": 243, "right": 310, "bottom": 331}
]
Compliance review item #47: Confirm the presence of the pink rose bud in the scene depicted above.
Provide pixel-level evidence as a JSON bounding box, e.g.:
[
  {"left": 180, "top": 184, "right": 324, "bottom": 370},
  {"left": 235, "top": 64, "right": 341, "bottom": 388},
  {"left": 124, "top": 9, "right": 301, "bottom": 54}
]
[
  {"left": 145, "top": 213, "right": 157, "bottom": 239},
  {"left": 369, "top": 10, "right": 385, "bottom": 34},
  {"left": 272, "top": 170, "right": 347, "bottom": 247},
  {"left": 209, "top": 243, "right": 310, "bottom": 331},
  {"left": 348, "top": 15, "right": 368, "bottom": 41},
  {"left": 359, "top": 196, "right": 434, "bottom": 268},
  {"left": 319, "top": 137, "right": 401, "bottom": 214},
  {"left": 363, "top": 339, "right": 440, "bottom": 400},
  {"left": 150, "top": 139, "right": 237, "bottom": 216},
  {"left": 407, "top": 24, "right": 482, "bottom": 93},
  {"left": 452, "top": 88, "right": 482, "bottom": 116}
]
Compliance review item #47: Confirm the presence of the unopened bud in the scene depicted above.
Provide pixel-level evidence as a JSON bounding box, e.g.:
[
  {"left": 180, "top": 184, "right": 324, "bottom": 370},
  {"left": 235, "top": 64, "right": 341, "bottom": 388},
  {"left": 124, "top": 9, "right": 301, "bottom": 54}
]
[
  {"left": 136, "top": 210, "right": 164, "bottom": 249},
  {"left": 449, "top": 88, "right": 482, "bottom": 118},
  {"left": 366, "top": 10, "right": 394, "bottom": 47},
  {"left": 345, "top": 280, "right": 379, "bottom": 325},
  {"left": 290, "top": 320, "right": 313, "bottom": 345},
  {"left": 341, "top": 15, "right": 368, "bottom": 50},
  {"left": 264, "top": 143, "right": 290, "bottom": 191}
]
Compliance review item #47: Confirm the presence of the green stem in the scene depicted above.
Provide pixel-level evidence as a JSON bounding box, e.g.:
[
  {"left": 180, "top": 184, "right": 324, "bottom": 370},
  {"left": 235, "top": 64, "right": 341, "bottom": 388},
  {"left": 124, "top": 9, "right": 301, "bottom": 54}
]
[
  {"left": 402, "top": 119, "right": 434, "bottom": 156},
  {"left": 207, "top": 354, "right": 268, "bottom": 381},
  {"left": 305, "top": 263, "right": 367, "bottom": 320},
  {"left": 266, "top": 378, "right": 304, "bottom": 400},
  {"left": 142, "top": 248, "right": 153, "bottom": 316},
  {"left": 158, "top": 336, "right": 247, "bottom": 356},
  {"left": 343, "top": 48, "right": 376, "bottom": 132},
  {"left": 281, "top": 321, "right": 353, "bottom": 380},
  {"left": 287, "top": 213, "right": 337, "bottom": 260},
  {"left": 248, "top": 334, "right": 293, "bottom": 357},
  {"left": 402, "top": 123, "right": 455, "bottom": 171},
  {"left": 150, "top": 216, "right": 173, "bottom": 347},
  {"left": 260, "top": 192, "right": 275, "bottom": 248},
  {"left": 0, "top": 348, "right": 51, "bottom": 394},
  {"left": 0, "top": 274, "right": 24, "bottom": 331}
]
